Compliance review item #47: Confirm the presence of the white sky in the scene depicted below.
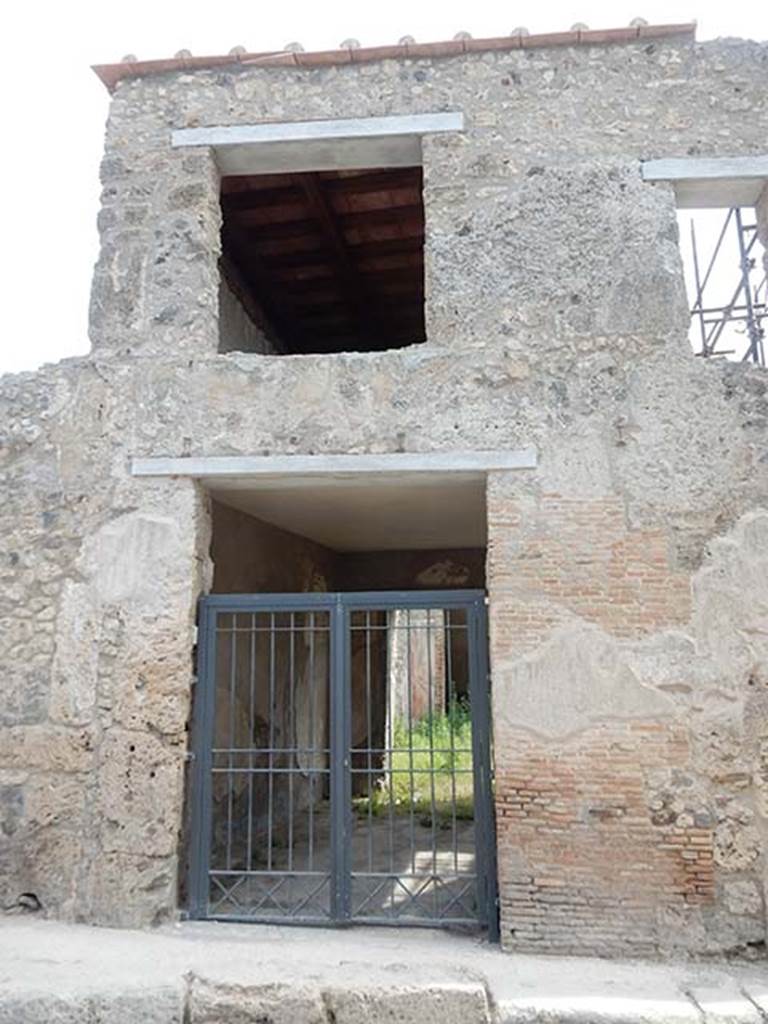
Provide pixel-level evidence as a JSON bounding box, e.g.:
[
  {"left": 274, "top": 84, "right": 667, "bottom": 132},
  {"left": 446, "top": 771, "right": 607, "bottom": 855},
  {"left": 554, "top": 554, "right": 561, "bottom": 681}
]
[{"left": 0, "top": 0, "right": 766, "bottom": 376}]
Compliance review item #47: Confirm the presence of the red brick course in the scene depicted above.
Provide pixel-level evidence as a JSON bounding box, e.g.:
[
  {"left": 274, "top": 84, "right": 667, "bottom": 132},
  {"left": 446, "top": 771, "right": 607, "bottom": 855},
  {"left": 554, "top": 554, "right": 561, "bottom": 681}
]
[
  {"left": 495, "top": 725, "right": 714, "bottom": 954},
  {"left": 488, "top": 494, "right": 691, "bottom": 644},
  {"left": 487, "top": 488, "right": 706, "bottom": 953}
]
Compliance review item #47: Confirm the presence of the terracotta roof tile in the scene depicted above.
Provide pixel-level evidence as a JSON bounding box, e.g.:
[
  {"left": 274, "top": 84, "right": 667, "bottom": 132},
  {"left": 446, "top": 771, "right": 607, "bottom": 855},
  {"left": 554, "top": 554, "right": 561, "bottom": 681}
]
[
  {"left": 464, "top": 35, "right": 524, "bottom": 53},
  {"left": 519, "top": 30, "right": 587, "bottom": 49},
  {"left": 91, "top": 22, "right": 696, "bottom": 92},
  {"left": 293, "top": 49, "right": 350, "bottom": 67},
  {"left": 351, "top": 44, "right": 404, "bottom": 62}
]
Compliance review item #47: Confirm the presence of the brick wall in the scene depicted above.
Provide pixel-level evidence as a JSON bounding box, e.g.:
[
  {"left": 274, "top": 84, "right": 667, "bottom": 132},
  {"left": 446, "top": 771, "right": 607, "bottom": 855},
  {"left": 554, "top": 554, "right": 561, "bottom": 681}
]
[
  {"left": 485, "top": 476, "right": 743, "bottom": 956},
  {"left": 495, "top": 725, "right": 714, "bottom": 955},
  {"left": 489, "top": 493, "right": 691, "bottom": 645}
]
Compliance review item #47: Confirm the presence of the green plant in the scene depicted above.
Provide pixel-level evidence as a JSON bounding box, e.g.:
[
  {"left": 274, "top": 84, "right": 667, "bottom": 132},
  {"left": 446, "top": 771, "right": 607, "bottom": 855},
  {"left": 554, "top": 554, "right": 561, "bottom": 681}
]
[{"left": 353, "top": 700, "right": 475, "bottom": 825}]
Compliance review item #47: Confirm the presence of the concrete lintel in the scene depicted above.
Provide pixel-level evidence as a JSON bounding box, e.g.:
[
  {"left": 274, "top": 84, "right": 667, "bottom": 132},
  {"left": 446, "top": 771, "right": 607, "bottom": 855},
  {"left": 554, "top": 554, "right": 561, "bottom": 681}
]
[
  {"left": 642, "top": 155, "right": 768, "bottom": 209},
  {"left": 172, "top": 112, "right": 464, "bottom": 149},
  {"left": 172, "top": 113, "right": 464, "bottom": 174},
  {"left": 131, "top": 447, "right": 537, "bottom": 482}
]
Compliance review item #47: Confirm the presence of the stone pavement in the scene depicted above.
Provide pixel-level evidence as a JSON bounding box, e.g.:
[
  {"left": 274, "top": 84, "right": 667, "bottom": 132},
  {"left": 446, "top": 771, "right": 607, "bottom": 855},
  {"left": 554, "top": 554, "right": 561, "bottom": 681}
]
[{"left": 0, "top": 917, "right": 766, "bottom": 1022}]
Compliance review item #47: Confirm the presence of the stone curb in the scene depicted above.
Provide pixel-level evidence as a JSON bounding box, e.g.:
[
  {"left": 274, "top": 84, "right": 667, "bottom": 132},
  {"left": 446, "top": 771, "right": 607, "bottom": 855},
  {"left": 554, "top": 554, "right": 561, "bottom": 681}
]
[{"left": 2, "top": 976, "right": 768, "bottom": 1024}]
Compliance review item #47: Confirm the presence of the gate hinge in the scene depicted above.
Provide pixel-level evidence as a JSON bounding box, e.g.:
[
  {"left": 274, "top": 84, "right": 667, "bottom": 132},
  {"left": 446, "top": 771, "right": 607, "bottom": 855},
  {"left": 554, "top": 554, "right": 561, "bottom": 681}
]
[
  {"left": 185, "top": 751, "right": 196, "bottom": 762},
  {"left": 192, "top": 625, "right": 199, "bottom": 644}
]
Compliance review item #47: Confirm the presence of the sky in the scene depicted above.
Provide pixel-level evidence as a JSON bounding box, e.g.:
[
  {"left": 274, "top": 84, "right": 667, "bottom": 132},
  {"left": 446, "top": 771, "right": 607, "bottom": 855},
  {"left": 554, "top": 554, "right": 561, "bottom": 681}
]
[{"left": 0, "top": 0, "right": 766, "bottom": 376}]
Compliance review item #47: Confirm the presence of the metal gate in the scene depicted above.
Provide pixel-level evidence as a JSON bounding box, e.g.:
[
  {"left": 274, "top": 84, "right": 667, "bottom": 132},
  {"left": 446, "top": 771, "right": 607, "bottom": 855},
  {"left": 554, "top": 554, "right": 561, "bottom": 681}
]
[{"left": 187, "top": 591, "right": 497, "bottom": 936}]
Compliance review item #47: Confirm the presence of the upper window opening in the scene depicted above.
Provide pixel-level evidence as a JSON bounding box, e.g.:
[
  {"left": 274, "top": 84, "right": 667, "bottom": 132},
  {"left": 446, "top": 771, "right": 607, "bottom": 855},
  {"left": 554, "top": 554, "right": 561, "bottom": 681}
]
[
  {"left": 218, "top": 167, "right": 426, "bottom": 356},
  {"left": 678, "top": 206, "right": 766, "bottom": 366},
  {"left": 642, "top": 155, "right": 767, "bottom": 366}
]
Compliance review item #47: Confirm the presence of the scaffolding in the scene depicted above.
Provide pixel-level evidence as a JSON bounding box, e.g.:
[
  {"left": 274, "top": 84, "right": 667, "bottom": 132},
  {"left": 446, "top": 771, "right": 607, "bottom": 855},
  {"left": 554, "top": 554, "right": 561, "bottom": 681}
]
[{"left": 689, "top": 207, "right": 767, "bottom": 366}]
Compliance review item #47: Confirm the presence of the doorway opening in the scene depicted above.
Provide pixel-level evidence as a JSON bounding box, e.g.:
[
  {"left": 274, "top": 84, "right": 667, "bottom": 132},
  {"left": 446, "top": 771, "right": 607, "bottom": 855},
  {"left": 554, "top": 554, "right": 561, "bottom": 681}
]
[{"left": 186, "top": 480, "right": 496, "bottom": 934}]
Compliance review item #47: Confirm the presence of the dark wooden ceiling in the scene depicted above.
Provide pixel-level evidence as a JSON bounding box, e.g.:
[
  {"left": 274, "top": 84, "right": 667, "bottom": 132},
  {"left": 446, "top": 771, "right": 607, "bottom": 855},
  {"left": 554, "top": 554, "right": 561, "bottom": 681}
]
[{"left": 220, "top": 167, "right": 425, "bottom": 354}]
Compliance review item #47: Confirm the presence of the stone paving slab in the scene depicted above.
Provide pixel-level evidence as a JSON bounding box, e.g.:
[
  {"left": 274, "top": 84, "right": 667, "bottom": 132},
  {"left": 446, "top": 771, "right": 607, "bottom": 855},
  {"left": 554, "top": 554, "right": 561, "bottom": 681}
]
[{"left": 0, "top": 917, "right": 766, "bottom": 1023}]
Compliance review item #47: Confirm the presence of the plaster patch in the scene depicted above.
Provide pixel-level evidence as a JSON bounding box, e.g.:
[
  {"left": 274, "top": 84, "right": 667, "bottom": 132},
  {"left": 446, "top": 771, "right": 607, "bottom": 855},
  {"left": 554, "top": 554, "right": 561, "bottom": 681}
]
[
  {"left": 497, "top": 625, "right": 677, "bottom": 737},
  {"left": 92, "top": 513, "right": 186, "bottom": 611}
]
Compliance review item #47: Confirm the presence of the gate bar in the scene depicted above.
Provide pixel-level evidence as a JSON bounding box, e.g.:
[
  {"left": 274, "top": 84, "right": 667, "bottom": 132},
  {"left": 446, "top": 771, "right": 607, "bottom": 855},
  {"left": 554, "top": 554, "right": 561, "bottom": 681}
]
[{"left": 188, "top": 589, "right": 496, "bottom": 934}]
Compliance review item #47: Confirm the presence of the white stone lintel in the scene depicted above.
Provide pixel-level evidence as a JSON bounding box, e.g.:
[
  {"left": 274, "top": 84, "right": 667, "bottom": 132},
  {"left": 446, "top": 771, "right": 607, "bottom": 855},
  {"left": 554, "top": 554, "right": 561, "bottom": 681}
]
[
  {"left": 131, "top": 447, "right": 537, "bottom": 484},
  {"left": 171, "top": 112, "right": 464, "bottom": 174},
  {"left": 173, "top": 112, "right": 464, "bottom": 149},
  {"left": 642, "top": 154, "right": 768, "bottom": 208}
]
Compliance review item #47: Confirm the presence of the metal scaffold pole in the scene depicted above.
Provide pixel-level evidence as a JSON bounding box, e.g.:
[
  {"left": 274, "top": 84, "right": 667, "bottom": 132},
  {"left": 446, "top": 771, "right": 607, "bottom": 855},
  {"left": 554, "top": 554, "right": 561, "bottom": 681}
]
[{"left": 689, "top": 207, "right": 766, "bottom": 367}]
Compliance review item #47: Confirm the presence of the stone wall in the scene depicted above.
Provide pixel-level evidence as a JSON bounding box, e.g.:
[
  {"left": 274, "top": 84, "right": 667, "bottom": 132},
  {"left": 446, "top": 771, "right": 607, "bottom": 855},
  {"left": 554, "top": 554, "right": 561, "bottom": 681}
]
[
  {"left": 88, "top": 37, "right": 768, "bottom": 363},
  {"left": 1, "top": 33, "right": 767, "bottom": 955},
  {"left": 211, "top": 501, "right": 336, "bottom": 592},
  {"left": 0, "top": 360, "right": 208, "bottom": 924},
  {"left": 218, "top": 277, "right": 276, "bottom": 355}
]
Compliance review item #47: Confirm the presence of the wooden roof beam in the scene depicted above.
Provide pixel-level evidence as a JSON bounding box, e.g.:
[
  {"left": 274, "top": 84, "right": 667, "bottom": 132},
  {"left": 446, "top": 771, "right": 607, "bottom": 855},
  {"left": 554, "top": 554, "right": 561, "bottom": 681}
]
[
  {"left": 263, "top": 236, "right": 423, "bottom": 268},
  {"left": 233, "top": 202, "right": 424, "bottom": 234},
  {"left": 293, "top": 172, "right": 384, "bottom": 343},
  {"left": 320, "top": 167, "right": 423, "bottom": 194}
]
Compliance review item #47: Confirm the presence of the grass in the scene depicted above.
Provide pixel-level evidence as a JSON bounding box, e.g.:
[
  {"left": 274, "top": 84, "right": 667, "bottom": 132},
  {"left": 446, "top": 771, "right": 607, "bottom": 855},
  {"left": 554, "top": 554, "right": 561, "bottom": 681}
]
[{"left": 353, "top": 700, "right": 475, "bottom": 826}]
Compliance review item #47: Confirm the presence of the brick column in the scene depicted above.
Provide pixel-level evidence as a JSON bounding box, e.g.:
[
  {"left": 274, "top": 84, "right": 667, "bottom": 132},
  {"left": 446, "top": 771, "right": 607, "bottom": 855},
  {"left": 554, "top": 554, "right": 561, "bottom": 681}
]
[{"left": 484, "top": 471, "right": 727, "bottom": 957}]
